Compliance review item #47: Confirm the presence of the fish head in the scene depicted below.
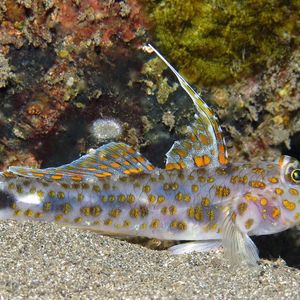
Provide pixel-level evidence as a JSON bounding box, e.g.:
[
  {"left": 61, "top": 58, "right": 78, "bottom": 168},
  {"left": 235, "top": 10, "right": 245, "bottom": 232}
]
[
  {"left": 222, "top": 156, "right": 300, "bottom": 266},
  {"left": 275, "top": 155, "right": 300, "bottom": 227},
  {"left": 233, "top": 155, "right": 300, "bottom": 236}
]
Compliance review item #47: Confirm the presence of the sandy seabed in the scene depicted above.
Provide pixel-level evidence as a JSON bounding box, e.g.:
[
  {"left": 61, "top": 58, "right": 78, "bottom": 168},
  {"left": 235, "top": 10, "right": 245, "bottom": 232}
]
[{"left": 0, "top": 221, "right": 299, "bottom": 300}]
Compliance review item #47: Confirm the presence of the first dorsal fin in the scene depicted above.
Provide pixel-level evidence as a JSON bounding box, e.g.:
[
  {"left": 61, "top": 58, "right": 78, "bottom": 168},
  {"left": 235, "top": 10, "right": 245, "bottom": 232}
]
[
  {"left": 148, "top": 44, "right": 228, "bottom": 170},
  {"left": 8, "top": 142, "right": 156, "bottom": 182}
]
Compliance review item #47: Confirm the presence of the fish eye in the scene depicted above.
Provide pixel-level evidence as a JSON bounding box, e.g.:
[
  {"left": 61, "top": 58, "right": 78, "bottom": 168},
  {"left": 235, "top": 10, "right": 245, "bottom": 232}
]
[{"left": 291, "top": 169, "right": 300, "bottom": 183}]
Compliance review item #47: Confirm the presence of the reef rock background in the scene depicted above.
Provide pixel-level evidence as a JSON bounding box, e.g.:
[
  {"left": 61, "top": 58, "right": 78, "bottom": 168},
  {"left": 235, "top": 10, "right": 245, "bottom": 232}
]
[{"left": 0, "top": 0, "right": 300, "bottom": 272}]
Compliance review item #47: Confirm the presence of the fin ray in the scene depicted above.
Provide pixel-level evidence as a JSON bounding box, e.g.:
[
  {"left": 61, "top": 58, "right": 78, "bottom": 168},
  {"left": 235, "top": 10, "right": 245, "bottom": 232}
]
[
  {"left": 169, "top": 240, "right": 222, "bottom": 255},
  {"left": 148, "top": 44, "right": 228, "bottom": 169},
  {"left": 222, "top": 209, "right": 259, "bottom": 266},
  {"left": 8, "top": 142, "right": 156, "bottom": 181}
]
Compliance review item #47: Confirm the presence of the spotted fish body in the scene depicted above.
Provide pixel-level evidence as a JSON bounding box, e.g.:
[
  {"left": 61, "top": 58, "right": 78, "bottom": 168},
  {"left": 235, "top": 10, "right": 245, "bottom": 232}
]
[
  {"left": 1, "top": 45, "right": 300, "bottom": 266},
  {"left": 1, "top": 160, "right": 298, "bottom": 238}
]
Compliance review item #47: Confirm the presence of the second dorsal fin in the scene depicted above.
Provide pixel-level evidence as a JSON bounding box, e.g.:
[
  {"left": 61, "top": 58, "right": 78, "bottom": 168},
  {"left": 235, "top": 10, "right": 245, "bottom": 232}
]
[
  {"left": 148, "top": 44, "right": 228, "bottom": 170},
  {"left": 8, "top": 142, "right": 156, "bottom": 182}
]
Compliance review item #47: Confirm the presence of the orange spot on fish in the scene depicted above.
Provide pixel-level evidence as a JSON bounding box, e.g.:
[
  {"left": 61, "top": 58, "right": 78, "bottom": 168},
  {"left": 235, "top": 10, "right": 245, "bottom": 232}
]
[
  {"left": 199, "top": 134, "right": 209, "bottom": 145},
  {"left": 249, "top": 180, "right": 266, "bottom": 189},
  {"left": 127, "top": 148, "right": 136, "bottom": 154},
  {"left": 99, "top": 164, "right": 108, "bottom": 169},
  {"left": 218, "top": 152, "right": 228, "bottom": 165},
  {"left": 218, "top": 144, "right": 225, "bottom": 153},
  {"left": 278, "top": 156, "right": 285, "bottom": 168},
  {"left": 275, "top": 188, "right": 284, "bottom": 195},
  {"left": 136, "top": 156, "right": 145, "bottom": 163},
  {"left": 98, "top": 154, "right": 107, "bottom": 161},
  {"left": 207, "top": 110, "right": 213, "bottom": 117},
  {"left": 71, "top": 175, "right": 82, "bottom": 182},
  {"left": 123, "top": 168, "right": 143, "bottom": 175},
  {"left": 272, "top": 207, "right": 281, "bottom": 219},
  {"left": 147, "top": 165, "right": 155, "bottom": 171},
  {"left": 182, "top": 141, "right": 192, "bottom": 150},
  {"left": 3, "top": 172, "right": 17, "bottom": 178},
  {"left": 95, "top": 172, "right": 112, "bottom": 178},
  {"left": 51, "top": 174, "right": 63, "bottom": 180},
  {"left": 178, "top": 160, "right": 186, "bottom": 169},
  {"left": 289, "top": 188, "right": 299, "bottom": 196},
  {"left": 260, "top": 198, "right": 268, "bottom": 206},
  {"left": 165, "top": 163, "right": 180, "bottom": 171},
  {"left": 244, "top": 192, "right": 257, "bottom": 202},
  {"left": 216, "top": 132, "right": 223, "bottom": 141},
  {"left": 193, "top": 155, "right": 211, "bottom": 167},
  {"left": 268, "top": 177, "right": 279, "bottom": 184},
  {"left": 110, "top": 162, "right": 121, "bottom": 168},
  {"left": 32, "top": 173, "right": 45, "bottom": 177},
  {"left": 174, "top": 149, "right": 188, "bottom": 158},
  {"left": 190, "top": 134, "right": 197, "bottom": 142},
  {"left": 282, "top": 199, "right": 296, "bottom": 211}
]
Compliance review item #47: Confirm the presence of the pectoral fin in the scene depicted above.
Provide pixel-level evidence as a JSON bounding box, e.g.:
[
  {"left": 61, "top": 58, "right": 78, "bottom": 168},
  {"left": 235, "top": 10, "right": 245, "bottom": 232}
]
[
  {"left": 222, "top": 212, "right": 259, "bottom": 266},
  {"left": 169, "top": 240, "right": 221, "bottom": 255}
]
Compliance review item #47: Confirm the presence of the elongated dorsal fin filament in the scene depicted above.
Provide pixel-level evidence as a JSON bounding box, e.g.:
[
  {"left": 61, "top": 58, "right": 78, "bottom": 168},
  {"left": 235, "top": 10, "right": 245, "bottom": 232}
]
[{"left": 148, "top": 44, "right": 228, "bottom": 169}]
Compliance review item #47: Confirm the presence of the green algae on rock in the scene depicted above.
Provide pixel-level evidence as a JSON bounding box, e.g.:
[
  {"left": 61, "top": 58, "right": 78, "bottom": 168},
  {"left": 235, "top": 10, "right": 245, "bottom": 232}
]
[
  {"left": 142, "top": 57, "right": 178, "bottom": 104},
  {"left": 0, "top": 52, "right": 14, "bottom": 88},
  {"left": 148, "top": 0, "right": 300, "bottom": 86}
]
